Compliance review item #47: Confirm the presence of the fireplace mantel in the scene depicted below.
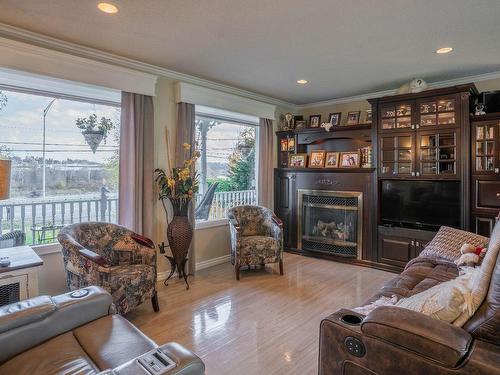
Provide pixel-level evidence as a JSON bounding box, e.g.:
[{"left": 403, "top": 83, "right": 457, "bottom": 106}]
[{"left": 274, "top": 168, "right": 380, "bottom": 269}]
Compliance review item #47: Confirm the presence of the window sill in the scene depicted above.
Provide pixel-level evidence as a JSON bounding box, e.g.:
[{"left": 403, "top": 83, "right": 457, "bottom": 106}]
[
  {"left": 195, "top": 219, "right": 229, "bottom": 230},
  {"left": 33, "top": 243, "right": 62, "bottom": 256}
]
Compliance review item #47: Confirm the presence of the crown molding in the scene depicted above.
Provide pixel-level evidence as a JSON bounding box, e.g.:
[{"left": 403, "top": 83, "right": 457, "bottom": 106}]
[
  {"left": 2, "top": 23, "right": 499, "bottom": 112},
  {"left": 296, "top": 70, "right": 500, "bottom": 109},
  {"left": 0, "top": 22, "right": 296, "bottom": 110}
]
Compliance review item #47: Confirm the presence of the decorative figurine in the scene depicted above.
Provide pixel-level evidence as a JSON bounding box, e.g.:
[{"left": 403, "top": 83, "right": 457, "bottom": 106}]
[
  {"left": 474, "top": 103, "right": 486, "bottom": 115},
  {"left": 284, "top": 113, "right": 294, "bottom": 130},
  {"left": 321, "top": 122, "right": 333, "bottom": 132}
]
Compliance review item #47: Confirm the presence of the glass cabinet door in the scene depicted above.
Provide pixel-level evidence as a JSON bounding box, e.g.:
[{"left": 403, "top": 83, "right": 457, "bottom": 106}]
[
  {"left": 379, "top": 133, "right": 414, "bottom": 177},
  {"left": 417, "top": 97, "right": 457, "bottom": 129},
  {"left": 417, "top": 130, "right": 459, "bottom": 178},
  {"left": 380, "top": 102, "right": 413, "bottom": 131},
  {"left": 473, "top": 121, "right": 499, "bottom": 174}
]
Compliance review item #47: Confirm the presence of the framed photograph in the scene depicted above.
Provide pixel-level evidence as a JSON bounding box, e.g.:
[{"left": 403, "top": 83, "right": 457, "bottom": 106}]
[
  {"left": 328, "top": 112, "right": 341, "bottom": 126},
  {"left": 340, "top": 151, "right": 360, "bottom": 168},
  {"left": 325, "top": 152, "right": 340, "bottom": 168},
  {"left": 280, "top": 138, "right": 288, "bottom": 151},
  {"left": 295, "top": 120, "right": 306, "bottom": 130},
  {"left": 293, "top": 115, "right": 303, "bottom": 128},
  {"left": 287, "top": 138, "right": 295, "bottom": 151},
  {"left": 289, "top": 153, "right": 307, "bottom": 168},
  {"left": 309, "top": 114, "right": 321, "bottom": 128},
  {"left": 309, "top": 150, "right": 326, "bottom": 168},
  {"left": 346, "top": 111, "right": 361, "bottom": 126},
  {"left": 365, "top": 109, "right": 372, "bottom": 123}
]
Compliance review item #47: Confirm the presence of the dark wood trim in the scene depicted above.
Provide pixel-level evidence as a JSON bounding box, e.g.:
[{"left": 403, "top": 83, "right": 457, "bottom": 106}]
[
  {"left": 79, "top": 248, "right": 110, "bottom": 268},
  {"left": 368, "top": 83, "right": 478, "bottom": 104},
  {"left": 470, "top": 112, "right": 500, "bottom": 121},
  {"left": 278, "top": 168, "right": 375, "bottom": 173}
]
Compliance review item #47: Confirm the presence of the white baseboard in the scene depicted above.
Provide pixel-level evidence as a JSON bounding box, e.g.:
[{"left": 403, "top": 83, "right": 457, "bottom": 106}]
[
  {"left": 195, "top": 254, "right": 231, "bottom": 271},
  {"left": 157, "top": 254, "right": 230, "bottom": 281}
]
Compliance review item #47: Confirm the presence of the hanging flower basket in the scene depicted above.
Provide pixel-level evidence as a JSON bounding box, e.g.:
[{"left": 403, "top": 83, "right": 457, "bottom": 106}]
[
  {"left": 82, "top": 129, "right": 105, "bottom": 154},
  {"left": 75, "top": 114, "right": 114, "bottom": 154}
]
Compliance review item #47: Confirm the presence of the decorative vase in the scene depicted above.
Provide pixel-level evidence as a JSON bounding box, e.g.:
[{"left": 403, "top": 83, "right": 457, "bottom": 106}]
[
  {"left": 162, "top": 197, "right": 193, "bottom": 289},
  {"left": 82, "top": 130, "right": 104, "bottom": 153}
]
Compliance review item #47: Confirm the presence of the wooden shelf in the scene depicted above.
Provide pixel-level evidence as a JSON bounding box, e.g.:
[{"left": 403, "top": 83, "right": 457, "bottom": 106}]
[
  {"left": 471, "top": 112, "right": 500, "bottom": 121},
  {"left": 276, "top": 123, "right": 372, "bottom": 135},
  {"left": 277, "top": 167, "right": 375, "bottom": 173}
]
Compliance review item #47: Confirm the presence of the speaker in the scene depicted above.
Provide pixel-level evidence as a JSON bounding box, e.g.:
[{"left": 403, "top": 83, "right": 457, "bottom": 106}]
[{"left": 478, "top": 91, "right": 500, "bottom": 113}]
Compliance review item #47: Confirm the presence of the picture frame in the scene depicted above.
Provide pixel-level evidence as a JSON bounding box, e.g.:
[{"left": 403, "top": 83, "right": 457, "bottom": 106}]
[
  {"left": 346, "top": 111, "right": 361, "bottom": 126},
  {"left": 293, "top": 115, "right": 303, "bottom": 128},
  {"left": 287, "top": 137, "right": 295, "bottom": 151},
  {"left": 340, "top": 151, "right": 360, "bottom": 168},
  {"left": 325, "top": 151, "right": 340, "bottom": 168},
  {"left": 289, "top": 153, "right": 307, "bottom": 168},
  {"left": 280, "top": 138, "right": 288, "bottom": 151},
  {"left": 309, "top": 150, "right": 326, "bottom": 168},
  {"left": 365, "top": 109, "right": 372, "bottom": 123},
  {"left": 328, "top": 112, "right": 341, "bottom": 126},
  {"left": 295, "top": 120, "right": 306, "bottom": 130},
  {"left": 309, "top": 114, "right": 321, "bottom": 128}
]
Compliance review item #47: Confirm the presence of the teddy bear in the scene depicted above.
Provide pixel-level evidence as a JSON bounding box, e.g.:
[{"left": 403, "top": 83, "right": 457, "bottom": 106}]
[{"left": 455, "top": 243, "right": 487, "bottom": 267}]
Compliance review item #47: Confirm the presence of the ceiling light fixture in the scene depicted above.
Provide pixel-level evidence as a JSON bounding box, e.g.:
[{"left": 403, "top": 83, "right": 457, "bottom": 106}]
[
  {"left": 297, "top": 79, "right": 308, "bottom": 85},
  {"left": 97, "top": 2, "right": 119, "bottom": 14},
  {"left": 435, "top": 47, "right": 453, "bottom": 54}
]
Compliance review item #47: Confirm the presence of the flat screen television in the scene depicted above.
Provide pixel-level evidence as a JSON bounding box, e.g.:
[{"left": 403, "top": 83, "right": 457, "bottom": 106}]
[{"left": 381, "top": 180, "right": 461, "bottom": 230}]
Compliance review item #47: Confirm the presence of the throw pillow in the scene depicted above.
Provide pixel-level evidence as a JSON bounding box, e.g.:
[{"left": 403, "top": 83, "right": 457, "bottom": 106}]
[
  {"left": 453, "top": 219, "right": 500, "bottom": 327},
  {"left": 419, "top": 226, "right": 489, "bottom": 261},
  {"left": 395, "top": 268, "right": 476, "bottom": 323}
]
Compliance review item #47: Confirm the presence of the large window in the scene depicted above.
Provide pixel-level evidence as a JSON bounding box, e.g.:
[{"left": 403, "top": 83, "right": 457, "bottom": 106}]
[
  {"left": 0, "top": 87, "right": 120, "bottom": 245},
  {"left": 195, "top": 106, "right": 258, "bottom": 222}
]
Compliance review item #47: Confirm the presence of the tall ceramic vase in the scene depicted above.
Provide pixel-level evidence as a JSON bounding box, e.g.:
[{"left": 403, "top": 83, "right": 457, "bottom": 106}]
[{"left": 164, "top": 197, "right": 193, "bottom": 288}]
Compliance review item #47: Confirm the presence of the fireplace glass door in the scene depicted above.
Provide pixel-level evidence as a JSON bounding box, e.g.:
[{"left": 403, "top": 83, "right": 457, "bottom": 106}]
[{"left": 298, "top": 190, "right": 362, "bottom": 258}]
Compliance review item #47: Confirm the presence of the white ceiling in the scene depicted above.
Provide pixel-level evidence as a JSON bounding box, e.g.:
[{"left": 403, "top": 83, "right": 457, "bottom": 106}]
[{"left": 0, "top": 0, "right": 499, "bottom": 105}]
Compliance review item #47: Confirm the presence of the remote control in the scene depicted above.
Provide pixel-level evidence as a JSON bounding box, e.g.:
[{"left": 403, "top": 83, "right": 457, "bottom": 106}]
[{"left": 0, "top": 257, "right": 11, "bottom": 267}]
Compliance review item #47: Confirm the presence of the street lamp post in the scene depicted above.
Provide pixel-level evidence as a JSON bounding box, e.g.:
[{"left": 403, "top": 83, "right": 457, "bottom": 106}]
[{"left": 42, "top": 98, "right": 57, "bottom": 198}]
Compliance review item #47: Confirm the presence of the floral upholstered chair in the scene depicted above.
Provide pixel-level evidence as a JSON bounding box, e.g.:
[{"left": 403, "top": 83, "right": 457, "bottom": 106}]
[
  {"left": 227, "top": 205, "right": 284, "bottom": 280},
  {"left": 58, "top": 222, "right": 158, "bottom": 315}
]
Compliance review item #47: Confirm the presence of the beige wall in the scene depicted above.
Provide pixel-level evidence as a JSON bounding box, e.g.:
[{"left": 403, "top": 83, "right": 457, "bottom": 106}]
[{"left": 299, "top": 100, "right": 371, "bottom": 126}]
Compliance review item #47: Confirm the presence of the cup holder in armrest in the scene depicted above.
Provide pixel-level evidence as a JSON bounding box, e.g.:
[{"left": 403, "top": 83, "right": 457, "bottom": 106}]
[{"left": 340, "top": 314, "right": 363, "bottom": 325}]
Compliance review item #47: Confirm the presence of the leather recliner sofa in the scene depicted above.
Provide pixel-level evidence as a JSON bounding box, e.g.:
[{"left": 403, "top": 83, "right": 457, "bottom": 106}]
[
  {"left": 0, "top": 286, "right": 205, "bottom": 375},
  {"left": 319, "top": 221, "right": 500, "bottom": 375}
]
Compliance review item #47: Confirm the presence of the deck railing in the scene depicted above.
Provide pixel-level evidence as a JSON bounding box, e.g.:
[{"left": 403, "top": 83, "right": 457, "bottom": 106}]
[
  {"left": 0, "top": 190, "right": 118, "bottom": 246},
  {"left": 0, "top": 189, "right": 256, "bottom": 245},
  {"left": 195, "top": 189, "right": 257, "bottom": 221}
]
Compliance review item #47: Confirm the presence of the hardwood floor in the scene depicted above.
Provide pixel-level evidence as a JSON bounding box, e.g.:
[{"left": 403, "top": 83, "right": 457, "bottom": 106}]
[{"left": 128, "top": 253, "right": 394, "bottom": 375}]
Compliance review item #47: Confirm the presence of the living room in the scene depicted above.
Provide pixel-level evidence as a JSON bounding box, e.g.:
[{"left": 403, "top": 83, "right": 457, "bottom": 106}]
[{"left": 0, "top": 1, "right": 499, "bottom": 374}]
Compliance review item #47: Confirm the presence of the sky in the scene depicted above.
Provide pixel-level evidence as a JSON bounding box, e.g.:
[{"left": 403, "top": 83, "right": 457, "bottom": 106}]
[{"left": 0, "top": 89, "right": 119, "bottom": 163}]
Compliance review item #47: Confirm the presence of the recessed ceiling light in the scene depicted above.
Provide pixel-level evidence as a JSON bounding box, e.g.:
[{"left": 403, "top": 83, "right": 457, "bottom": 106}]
[
  {"left": 97, "top": 2, "right": 119, "bottom": 14},
  {"left": 297, "top": 79, "right": 308, "bottom": 85},
  {"left": 435, "top": 47, "right": 453, "bottom": 54}
]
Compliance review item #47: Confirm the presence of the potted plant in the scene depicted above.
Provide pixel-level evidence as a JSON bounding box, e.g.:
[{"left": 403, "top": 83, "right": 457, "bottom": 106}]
[
  {"left": 76, "top": 114, "right": 114, "bottom": 153},
  {"left": 154, "top": 143, "right": 200, "bottom": 289}
]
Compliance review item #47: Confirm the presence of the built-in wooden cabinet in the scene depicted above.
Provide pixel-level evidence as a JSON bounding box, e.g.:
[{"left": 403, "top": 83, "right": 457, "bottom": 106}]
[
  {"left": 371, "top": 84, "right": 476, "bottom": 269},
  {"left": 377, "top": 226, "right": 435, "bottom": 268},
  {"left": 377, "top": 92, "right": 465, "bottom": 180},
  {"left": 471, "top": 113, "right": 500, "bottom": 236}
]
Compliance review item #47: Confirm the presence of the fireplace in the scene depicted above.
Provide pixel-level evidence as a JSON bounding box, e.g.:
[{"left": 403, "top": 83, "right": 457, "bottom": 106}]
[{"left": 298, "top": 189, "right": 362, "bottom": 259}]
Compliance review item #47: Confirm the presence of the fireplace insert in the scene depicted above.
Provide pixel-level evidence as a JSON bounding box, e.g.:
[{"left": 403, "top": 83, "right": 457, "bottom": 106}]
[{"left": 298, "top": 190, "right": 362, "bottom": 258}]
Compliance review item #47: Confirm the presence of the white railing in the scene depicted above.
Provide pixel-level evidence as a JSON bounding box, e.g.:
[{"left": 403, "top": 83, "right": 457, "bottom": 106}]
[
  {"left": 0, "top": 192, "right": 118, "bottom": 246},
  {"left": 196, "top": 189, "right": 257, "bottom": 221}
]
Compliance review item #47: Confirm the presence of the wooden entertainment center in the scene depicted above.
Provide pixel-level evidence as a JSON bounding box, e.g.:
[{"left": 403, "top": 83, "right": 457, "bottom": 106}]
[{"left": 274, "top": 83, "right": 500, "bottom": 272}]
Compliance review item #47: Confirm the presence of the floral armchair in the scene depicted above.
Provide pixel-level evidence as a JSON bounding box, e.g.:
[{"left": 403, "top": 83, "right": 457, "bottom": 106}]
[
  {"left": 227, "top": 205, "right": 284, "bottom": 280},
  {"left": 58, "top": 222, "right": 158, "bottom": 315}
]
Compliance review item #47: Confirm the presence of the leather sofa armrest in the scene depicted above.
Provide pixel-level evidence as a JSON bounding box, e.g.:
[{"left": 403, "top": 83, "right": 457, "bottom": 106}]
[
  {"left": 0, "top": 295, "right": 56, "bottom": 334},
  {"left": 361, "top": 306, "right": 473, "bottom": 368},
  {"left": 0, "top": 286, "right": 114, "bottom": 365}
]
